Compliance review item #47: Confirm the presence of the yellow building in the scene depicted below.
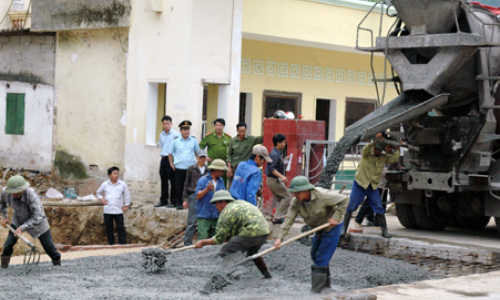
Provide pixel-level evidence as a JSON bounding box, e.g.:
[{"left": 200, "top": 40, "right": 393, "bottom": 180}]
[{"left": 209, "top": 0, "right": 399, "bottom": 141}]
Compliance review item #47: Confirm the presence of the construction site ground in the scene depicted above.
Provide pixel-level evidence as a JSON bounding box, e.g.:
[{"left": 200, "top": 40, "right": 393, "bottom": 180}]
[{"left": 4, "top": 215, "right": 500, "bottom": 300}]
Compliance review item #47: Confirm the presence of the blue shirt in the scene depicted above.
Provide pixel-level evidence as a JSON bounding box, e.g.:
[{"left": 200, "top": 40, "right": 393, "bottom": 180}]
[
  {"left": 229, "top": 159, "right": 262, "bottom": 206},
  {"left": 195, "top": 173, "right": 225, "bottom": 219},
  {"left": 159, "top": 129, "right": 180, "bottom": 156},
  {"left": 169, "top": 136, "right": 200, "bottom": 170}
]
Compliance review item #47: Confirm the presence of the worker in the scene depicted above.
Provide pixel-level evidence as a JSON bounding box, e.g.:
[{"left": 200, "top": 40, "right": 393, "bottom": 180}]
[
  {"left": 230, "top": 145, "right": 272, "bottom": 206},
  {"left": 226, "top": 123, "right": 263, "bottom": 189},
  {"left": 341, "top": 134, "right": 400, "bottom": 240},
  {"left": 1, "top": 175, "right": 62, "bottom": 268},
  {"left": 194, "top": 190, "right": 272, "bottom": 279},
  {"left": 273, "top": 176, "right": 348, "bottom": 293}
]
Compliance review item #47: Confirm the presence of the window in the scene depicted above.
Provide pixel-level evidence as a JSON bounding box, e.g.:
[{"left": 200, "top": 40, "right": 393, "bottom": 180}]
[
  {"left": 5, "top": 93, "right": 25, "bottom": 135},
  {"left": 344, "top": 98, "right": 377, "bottom": 129},
  {"left": 263, "top": 91, "right": 301, "bottom": 118},
  {"left": 145, "top": 83, "right": 167, "bottom": 145}
]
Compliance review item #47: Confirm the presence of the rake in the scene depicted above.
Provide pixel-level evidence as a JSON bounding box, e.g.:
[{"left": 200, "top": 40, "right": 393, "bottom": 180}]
[{"left": 6, "top": 224, "right": 41, "bottom": 265}]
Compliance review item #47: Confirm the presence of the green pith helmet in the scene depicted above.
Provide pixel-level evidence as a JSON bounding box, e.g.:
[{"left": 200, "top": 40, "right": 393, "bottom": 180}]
[
  {"left": 210, "top": 190, "right": 235, "bottom": 204},
  {"left": 208, "top": 159, "right": 227, "bottom": 171},
  {"left": 5, "top": 175, "right": 30, "bottom": 194},
  {"left": 288, "top": 176, "right": 315, "bottom": 193}
]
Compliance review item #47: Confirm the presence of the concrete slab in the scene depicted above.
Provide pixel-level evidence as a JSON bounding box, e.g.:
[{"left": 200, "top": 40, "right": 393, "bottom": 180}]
[
  {"left": 362, "top": 215, "right": 500, "bottom": 252},
  {"left": 354, "top": 271, "right": 500, "bottom": 300}
]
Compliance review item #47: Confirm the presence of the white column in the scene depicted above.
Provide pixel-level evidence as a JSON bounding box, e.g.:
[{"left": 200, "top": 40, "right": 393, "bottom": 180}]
[{"left": 218, "top": 0, "right": 243, "bottom": 137}]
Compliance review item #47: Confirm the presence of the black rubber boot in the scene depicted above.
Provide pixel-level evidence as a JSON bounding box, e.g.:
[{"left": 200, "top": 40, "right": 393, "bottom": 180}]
[
  {"left": 325, "top": 266, "right": 331, "bottom": 288},
  {"left": 311, "top": 265, "right": 328, "bottom": 293},
  {"left": 1, "top": 256, "right": 11, "bottom": 268},
  {"left": 376, "top": 214, "right": 392, "bottom": 238},
  {"left": 253, "top": 257, "right": 272, "bottom": 279},
  {"left": 52, "top": 258, "right": 62, "bottom": 266},
  {"left": 340, "top": 212, "right": 352, "bottom": 242}
]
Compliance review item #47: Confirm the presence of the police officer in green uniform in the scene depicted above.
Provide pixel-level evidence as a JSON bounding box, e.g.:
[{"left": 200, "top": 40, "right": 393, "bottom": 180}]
[
  {"left": 199, "top": 118, "right": 232, "bottom": 163},
  {"left": 199, "top": 118, "right": 231, "bottom": 184},
  {"left": 194, "top": 190, "right": 272, "bottom": 279}
]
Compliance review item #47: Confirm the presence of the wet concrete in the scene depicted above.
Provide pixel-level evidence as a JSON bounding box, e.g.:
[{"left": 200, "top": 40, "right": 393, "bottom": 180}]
[{"left": 0, "top": 242, "right": 429, "bottom": 300}]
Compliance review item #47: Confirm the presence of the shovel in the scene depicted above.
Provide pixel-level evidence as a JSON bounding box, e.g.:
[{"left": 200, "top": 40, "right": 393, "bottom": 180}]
[
  {"left": 6, "top": 224, "right": 41, "bottom": 265},
  {"left": 232, "top": 222, "right": 332, "bottom": 267}
]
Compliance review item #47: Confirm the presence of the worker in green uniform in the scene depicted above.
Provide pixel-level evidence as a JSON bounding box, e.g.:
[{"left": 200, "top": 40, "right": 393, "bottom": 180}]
[
  {"left": 194, "top": 190, "right": 272, "bottom": 279},
  {"left": 226, "top": 122, "right": 263, "bottom": 189},
  {"left": 199, "top": 118, "right": 231, "bottom": 183}
]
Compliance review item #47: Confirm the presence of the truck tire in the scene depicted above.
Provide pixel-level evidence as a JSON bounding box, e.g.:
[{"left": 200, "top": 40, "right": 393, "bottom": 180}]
[
  {"left": 396, "top": 203, "right": 419, "bottom": 229},
  {"left": 453, "top": 215, "right": 490, "bottom": 229},
  {"left": 412, "top": 202, "right": 448, "bottom": 231}
]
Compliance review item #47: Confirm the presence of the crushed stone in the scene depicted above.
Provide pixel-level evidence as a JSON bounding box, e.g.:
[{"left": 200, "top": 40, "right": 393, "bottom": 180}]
[{"left": 0, "top": 242, "right": 429, "bottom": 300}]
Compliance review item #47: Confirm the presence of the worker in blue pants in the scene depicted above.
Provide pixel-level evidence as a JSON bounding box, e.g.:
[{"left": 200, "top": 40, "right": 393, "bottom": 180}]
[{"left": 274, "top": 176, "right": 349, "bottom": 293}]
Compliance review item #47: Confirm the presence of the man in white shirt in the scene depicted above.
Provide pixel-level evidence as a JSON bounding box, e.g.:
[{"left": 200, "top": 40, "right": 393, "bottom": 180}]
[{"left": 96, "top": 166, "right": 132, "bottom": 245}]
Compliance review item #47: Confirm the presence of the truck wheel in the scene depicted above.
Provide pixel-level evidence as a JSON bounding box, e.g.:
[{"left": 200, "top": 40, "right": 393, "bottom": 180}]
[
  {"left": 412, "top": 200, "right": 449, "bottom": 230},
  {"left": 396, "top": 203, "right": 419, "bottom": 229},
  {"left": 453, "top": 215, "right": 491, "bottom": 229}
]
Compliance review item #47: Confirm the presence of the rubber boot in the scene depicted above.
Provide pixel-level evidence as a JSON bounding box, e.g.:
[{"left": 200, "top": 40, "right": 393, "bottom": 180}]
[
  {"left": 376, "top": 214, "right": 392, "bottom": 238},
  {"left": 1, "top": 256, "right": 11, "bottom": 268},
  {"left": 340, "top": 212, "right": 352, "bottom": 242},
  {"left": 253, "top": 257, "right": 272, "bottom": 279},
  {"left": 52, "top": 258, "right": 62, "bottom": 266},
  {"left": 325, "top": 266, "right": 331, "bottom": 288},
  {"left": 311, "top": 265, "right": 328, "bottom": 293}
]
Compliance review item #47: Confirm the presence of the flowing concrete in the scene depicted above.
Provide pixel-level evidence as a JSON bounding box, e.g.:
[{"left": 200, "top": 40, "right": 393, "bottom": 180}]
[{"left": 0, "top": 242, "right": 428, "bottom": 300}]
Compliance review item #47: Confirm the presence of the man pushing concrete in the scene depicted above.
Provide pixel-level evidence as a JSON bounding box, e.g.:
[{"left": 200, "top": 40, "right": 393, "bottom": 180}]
[
  {"left": 194, "top": 190, "right": 272, "bottom": 279},
  {"left": 1, "top": 175, "right": 61, "bottom": 268},
  {"left": 341, "top": 134, "right": 400, "bottom": 240},
  {"left": 273, "top": 176, "right": 348, "bottom": 293}
]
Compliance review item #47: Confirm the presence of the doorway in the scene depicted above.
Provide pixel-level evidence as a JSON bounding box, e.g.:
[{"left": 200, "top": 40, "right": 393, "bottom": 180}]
[{"left": 316, "top": 98, "right": 336, "bottom": 141}]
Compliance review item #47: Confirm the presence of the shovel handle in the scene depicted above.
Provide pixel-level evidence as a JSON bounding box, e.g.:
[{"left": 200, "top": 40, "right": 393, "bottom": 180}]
[
  {"left": 6, "top": 224, "right": 36, "bottom": 248},
  {"left": 248, "top": 222, "right": 332, "bottom": 261},
  {"left": 170, "top": 245, "right": 196, "bottom": 253}
]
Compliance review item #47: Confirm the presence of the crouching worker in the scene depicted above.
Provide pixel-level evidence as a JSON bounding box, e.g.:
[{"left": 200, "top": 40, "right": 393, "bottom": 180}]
[
  {"left": 194, "top": 190, "right": 272, "bottom": 279},
  {"left": 273, "top": 176, "right": 348, "bottom": 293},
  {"left": 1, "top": 175, "right": 62, "bottom": 268}
]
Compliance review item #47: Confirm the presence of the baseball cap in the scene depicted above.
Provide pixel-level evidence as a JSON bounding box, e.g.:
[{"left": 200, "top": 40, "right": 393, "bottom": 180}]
[{"left": 253, "top": 145, "right": 272, "bottom": 163}]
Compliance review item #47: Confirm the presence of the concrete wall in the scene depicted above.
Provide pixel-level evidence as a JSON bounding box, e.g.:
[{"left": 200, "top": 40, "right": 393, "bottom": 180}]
[
  {"left": 31, "top": 0, "right": 131, "bottom": 31},
  {"left": 55, "top": 28, "right": 128, "bottom": 173},
  {"left": 0, "top": 33, "right": 56, "bottom": 172},
  {"left": 0, "top": 81, "right": 54, "bottom": 172},
  {"left": 123, "top": 0, "right": 241, "bottom": 201},
  {"left": 0, "top": 34, "right": 56, "bottom": 85}
]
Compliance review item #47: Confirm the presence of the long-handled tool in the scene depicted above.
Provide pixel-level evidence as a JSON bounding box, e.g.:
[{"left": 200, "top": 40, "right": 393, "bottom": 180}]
[
  {"left": 142, "top": 244, "right": 196, "bottom": 272},
  {"left": 6, "top": 224, "right": 41, "bottom": 265},
  {"left": 233, "top": 222, "right": 332, "bottom": 267}
]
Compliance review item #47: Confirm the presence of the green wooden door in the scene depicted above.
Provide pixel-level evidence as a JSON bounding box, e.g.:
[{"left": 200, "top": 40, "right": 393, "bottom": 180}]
[{"left": 5, "top": 93, "right": 25, "bottom": 135}]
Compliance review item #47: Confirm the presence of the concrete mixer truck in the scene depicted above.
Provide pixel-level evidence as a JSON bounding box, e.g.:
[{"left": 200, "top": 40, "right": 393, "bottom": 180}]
[{"left": 318, "top": 0, "right": 500, "bottom": 232}]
